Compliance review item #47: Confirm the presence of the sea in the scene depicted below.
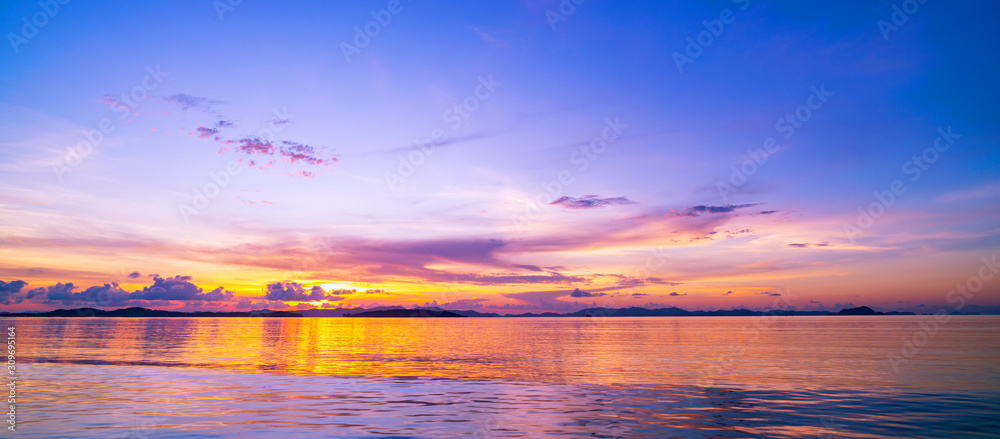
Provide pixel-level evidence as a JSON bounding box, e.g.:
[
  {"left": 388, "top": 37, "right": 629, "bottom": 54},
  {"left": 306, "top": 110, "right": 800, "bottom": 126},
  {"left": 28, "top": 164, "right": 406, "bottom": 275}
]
[{"left": 2, "top": 315, "right": 998, "bottom": 438}]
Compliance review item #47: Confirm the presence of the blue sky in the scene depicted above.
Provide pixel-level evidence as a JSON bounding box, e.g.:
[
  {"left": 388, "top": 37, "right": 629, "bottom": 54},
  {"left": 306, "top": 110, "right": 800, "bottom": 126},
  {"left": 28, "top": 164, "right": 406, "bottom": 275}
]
[{"left": 1, "top": 0, "right": 998, "bottom": 313}]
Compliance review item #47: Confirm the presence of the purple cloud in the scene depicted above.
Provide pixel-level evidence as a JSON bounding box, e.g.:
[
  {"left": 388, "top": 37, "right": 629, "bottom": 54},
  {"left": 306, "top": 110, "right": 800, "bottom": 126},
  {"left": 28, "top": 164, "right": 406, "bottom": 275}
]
[
  {"left": 224, "top": 137, "right": 338, "bottom": 170},
  {"left": 98, "top": 94, "right": 133, "bottom": 112},
  {"left": 130, "top": 276, "right": 232, "bottom": 302},
  {"left": 512, "top": 264, "right": 543, "bottom": 272},
  {"left": 264, "top": 282, "right": 346, "bottom": 301},
  {"left": 236, "top": 137, "right": 275, "bottom": 154},
  {"left": 279, "top": 141, "right": 338, "bottom": 166},
  {"left": 569, "top": 288, "right": 606, "bottom": 297},
  {"left": 679, "top": 204, "right": 760, "bottom": 216},
  {"left": 451, "top": 272, "right": 588, "bottom": 285},
  {"left": 434, "top": 298, "right": 489, "bottom": 309},
  {"left": 196, "top": 126, "right": 219, "bottom": 139},
  {"left": 0, "top": 280, "right": 27, "bottom": 305},
  {"left": 550, "top": 195, "right": 637, "bottom": 209},
  {"left": 32, "top": 282, "right": 132, "bottom": 305},
  {"left": 162, "top": 94, "right": 223, "bottom": 111},
  {"left": 264, "top": 282, "right": 323, "bottom": 301},
  {"left": 787, "top": 242, "right": 831, "bottom": 248},
  {"left": 327, "top": 288, "right": 355, "bottom": 295}
]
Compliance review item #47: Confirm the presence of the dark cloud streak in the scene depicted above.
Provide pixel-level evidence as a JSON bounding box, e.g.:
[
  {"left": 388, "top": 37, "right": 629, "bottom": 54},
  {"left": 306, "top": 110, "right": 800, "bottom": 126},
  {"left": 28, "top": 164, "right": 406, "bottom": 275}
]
[{"left": 550, "top": 195, "right": 637, "bottom": 209}]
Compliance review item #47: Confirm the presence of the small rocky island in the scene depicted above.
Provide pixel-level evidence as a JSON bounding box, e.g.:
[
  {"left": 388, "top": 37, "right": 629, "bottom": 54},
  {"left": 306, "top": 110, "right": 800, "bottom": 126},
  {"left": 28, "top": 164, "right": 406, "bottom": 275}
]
[{"left": 343, "top": 309, "right": 465, "bottom": 318}]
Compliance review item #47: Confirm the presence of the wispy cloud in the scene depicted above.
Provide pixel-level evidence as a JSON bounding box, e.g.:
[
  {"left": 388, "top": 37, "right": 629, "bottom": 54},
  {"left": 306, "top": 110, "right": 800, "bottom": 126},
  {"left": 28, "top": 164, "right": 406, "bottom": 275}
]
[
  {"left": 278, "top": 141, "right": 338, "bottom": 166},
  {"left": 196, "top": 126, "right": 219, "bottom": 139},
  {"left": 787, "top": 242, "right": 831, "bottom": 248},
  {"left": 512, "top": 264, "right": 543, "bottom": 272},
  {"left": 429, "top": 298, "right": 490, "bottom": 309},
  {"left": 677, "top": 203, "right": 760, "bottom": 216},
  {"left": 936, "top": 182, "right": 1000, "bottom": 202},
  {"left": 467, "top": 25, "right": 506, "bottom": 47},
  {"left": 569, "top": 288, "right": 606, "bottom": 297},
  {"left": 98, "top": 94, "right": 134, "bottom": 112},
  {"left": 162, "top": 94, "right": 224, "bottom": 112},
  {"left": 499, "top": 288, "right": 616, "bottom": 312},
  {"left": 550, "top": 195, "right": 637, "bottom": 209},
  {"left": 220, "top": 137, "right": 338, "bottom": 171},
  {"left": 196, "top": 120, "right": 235, "bottom": 139}
]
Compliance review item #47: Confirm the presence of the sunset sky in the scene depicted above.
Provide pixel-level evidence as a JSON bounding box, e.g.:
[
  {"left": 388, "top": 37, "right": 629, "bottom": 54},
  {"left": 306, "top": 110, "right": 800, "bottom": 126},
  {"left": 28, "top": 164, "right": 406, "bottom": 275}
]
[{"left": 1, "top": 1, "right": 998, "bottom": 313}]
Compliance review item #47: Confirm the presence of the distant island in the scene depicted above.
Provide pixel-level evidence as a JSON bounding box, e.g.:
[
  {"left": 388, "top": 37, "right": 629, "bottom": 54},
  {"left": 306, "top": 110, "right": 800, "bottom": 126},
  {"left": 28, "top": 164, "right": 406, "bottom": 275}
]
[
  {"left": 344, "top": 309, "right": 465, "bottom": 318},
  {"left": 838, "top": 306, "right": 882, "bottom": 315},
  {"left": 0, "top": 305, "right": 933, "bottom": 318}
]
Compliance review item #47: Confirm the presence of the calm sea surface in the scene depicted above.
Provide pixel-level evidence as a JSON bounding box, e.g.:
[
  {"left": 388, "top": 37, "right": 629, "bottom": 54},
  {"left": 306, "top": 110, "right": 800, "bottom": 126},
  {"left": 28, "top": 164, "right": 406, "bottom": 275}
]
[{"left": 2, "top": 315, "right": 998, "bottom": 438}]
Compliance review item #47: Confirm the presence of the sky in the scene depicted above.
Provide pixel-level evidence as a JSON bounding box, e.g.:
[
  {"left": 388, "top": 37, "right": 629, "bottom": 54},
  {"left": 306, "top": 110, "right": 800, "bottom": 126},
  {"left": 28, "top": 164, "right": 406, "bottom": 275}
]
[{"left": 0, "top": 0, "right": 998, "bottom": 314}]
